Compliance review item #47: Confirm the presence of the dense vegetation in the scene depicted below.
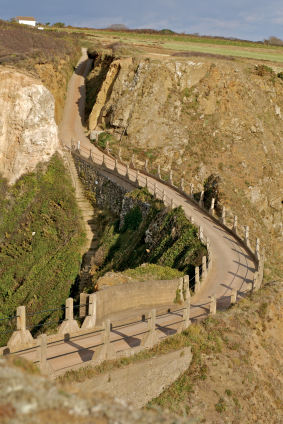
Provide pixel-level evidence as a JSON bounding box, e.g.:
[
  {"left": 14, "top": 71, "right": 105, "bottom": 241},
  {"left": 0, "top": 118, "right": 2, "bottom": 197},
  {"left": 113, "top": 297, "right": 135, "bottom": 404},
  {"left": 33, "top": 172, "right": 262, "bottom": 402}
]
[
  {"left": 90, "top": 188, "right": 206, "bottom": 288},
  {"left": 0, "top": 20, "right": 81, "bottom": 73},
  {"left": 0, "top": 155, "right": 86, "bottom": 345}
]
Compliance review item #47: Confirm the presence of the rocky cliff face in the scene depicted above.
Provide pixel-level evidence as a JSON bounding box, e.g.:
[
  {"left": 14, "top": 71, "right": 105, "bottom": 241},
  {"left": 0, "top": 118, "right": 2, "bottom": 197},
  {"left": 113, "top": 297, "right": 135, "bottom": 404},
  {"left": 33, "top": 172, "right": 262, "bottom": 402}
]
[
  {"left": 86, "top": 56, "right": 283, "bottom": 272},
  {"left": 0, "top": 69, "right": 59, "bottom": 184}
]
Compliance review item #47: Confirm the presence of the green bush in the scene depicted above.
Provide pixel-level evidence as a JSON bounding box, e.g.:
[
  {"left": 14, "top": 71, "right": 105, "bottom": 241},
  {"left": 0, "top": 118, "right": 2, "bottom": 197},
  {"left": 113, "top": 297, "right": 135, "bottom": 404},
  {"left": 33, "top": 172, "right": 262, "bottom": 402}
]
[{"left": 0, "top": 154, "right": 85, "bottom": 346}]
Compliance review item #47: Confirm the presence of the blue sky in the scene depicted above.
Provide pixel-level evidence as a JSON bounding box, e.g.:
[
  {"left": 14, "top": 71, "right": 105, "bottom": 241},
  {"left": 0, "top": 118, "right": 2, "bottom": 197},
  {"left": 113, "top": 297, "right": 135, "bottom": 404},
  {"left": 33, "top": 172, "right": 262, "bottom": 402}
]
[{"left": 1, "top": 0, "right": 283, "bottom": 41}]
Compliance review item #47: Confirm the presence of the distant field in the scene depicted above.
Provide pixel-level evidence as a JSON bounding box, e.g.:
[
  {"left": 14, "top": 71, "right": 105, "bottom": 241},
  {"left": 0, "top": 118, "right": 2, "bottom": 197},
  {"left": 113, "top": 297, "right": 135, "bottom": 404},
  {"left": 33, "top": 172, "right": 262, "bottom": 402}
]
[{"left": 60, "top": 27, "right": 283, "bottom": 64}]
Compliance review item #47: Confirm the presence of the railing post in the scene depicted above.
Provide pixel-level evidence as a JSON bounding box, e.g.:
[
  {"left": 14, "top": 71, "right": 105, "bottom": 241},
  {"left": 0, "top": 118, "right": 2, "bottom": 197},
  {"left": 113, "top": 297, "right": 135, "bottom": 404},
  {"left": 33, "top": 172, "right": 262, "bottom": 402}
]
[
  {"left": 232, "top": 215, "right": 238, "bottom": 235},
  {"left": 114, "top": 159, "right": 118, "bottom": 172},
  {"left": 210, "top": 294, "right": 217, "bottom": 315},
  {"left": 206, "top": 237, "right": 210, "bottom": 252},
  {"left": 231, "top": 288, "right": 237, "bottom": 304},
  {"left": 183, "top": 275, "right": 189, "bottom": 300},
  {"left": 181, "top": 298, "right": 191, "bottom": 332},
  {"left": 199, "top": 226, "right": 203, "bottom": 242},
  {"left": 118, "top": 148, "right": 122, "bottom": 162},
  {"left": 209, "top": 198, "right": 215, "bottom": 215},
  {"left": 169, "top": 169, "right": 173, "bottom": 186},
  {"left": 180, "top": 178, "right": 184, "bottom": 192},
  {"left": 81, "top": 293, "right": 97, "bottom": 329},
  {"left": 220, "top": 206, "right": 226, "bottom": 225},
  {"left": 195, "top": 267, "right": 200, "bottom": 294},
  {"left": 77, "top": 140, "right": 80, "bottom": 151},
  {"left": 136, "top": 170, "right": 140, "bottom": 185},
  {"left": 126, "top": 165, "right": 130, "bottom": 178},
  {"left": 130, "top": 154, "right": 135, "bottom": 168},
  {"left": 36, "top": 334, "right": 53, "bottom": 375},
  {"left": 171, "top": 198, "right": 175, "bottom": 209},
  {"left": 157, "top": 164, "right": 161, "bottom": 179},
  {"left": 199, "top": 191, "right": 204, "bottom": 208},
  {"left": 154, "top": 183, "right": 157, "bottom": 197},
  {"left": 190, "top": 216, "right": 194, "bottom": 225},
  {"left": 207, "top": 250, "right": 213, "bottom": 270},
  {"left": 140, "top": 309, "right": 159, "bottom": 348},
  {"left": 256, "top": 238, "right": 260, "bottom": 261},
  {"left": 92, "top": 319, "right": 116, "bottom": 361},
  {"left": 189, "top": 183, "right": 194, "bottom": 200},
  {"left": 178, "top": 277, "right": 184, "bottom": 302},
  {"left": 145, "top": 176, "right": 148, "bottom": 188},
  {"left": 244, "top": 225, "right": 250, "bottom": 248},
  {"left": 105, "top": 140, "right": 110, "bottom": 155},
  {"left": 102, "top": 154, "right": 106, "bottom": 166},
  {"left": 58, "top": 298, "right": 79, "bottom": 335},
  {"left": 162, "top": 190, "right": 166, "bottom": 203},
  {"left": 144, "top": 159, "right": 149, "bottom": 173},
  {"left": 202, "top": 256, "right": 207, "bottom": 280},
  {"left": 7, "top": 306, "right": 33, "bottom": 347}
]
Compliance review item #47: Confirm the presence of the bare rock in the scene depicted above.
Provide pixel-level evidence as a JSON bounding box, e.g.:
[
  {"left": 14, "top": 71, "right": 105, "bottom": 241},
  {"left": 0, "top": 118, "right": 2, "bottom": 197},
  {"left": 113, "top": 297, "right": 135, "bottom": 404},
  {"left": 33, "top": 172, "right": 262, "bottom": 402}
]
[{"left": 0, "top": 69, "right": 59, "bottom": 184}]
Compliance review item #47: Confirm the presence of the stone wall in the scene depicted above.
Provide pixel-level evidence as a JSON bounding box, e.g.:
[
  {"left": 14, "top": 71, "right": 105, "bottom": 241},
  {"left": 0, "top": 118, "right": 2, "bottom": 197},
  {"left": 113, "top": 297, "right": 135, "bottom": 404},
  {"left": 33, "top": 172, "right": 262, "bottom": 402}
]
[
  {"left": 94, "top": 279, "right": 180, "bottom": 320},
  {"left": 73, "top": 154, "right": 152, "bottom": 223},
  {"left": 73, "top": 347, "right": 192, "bottom": 409}
]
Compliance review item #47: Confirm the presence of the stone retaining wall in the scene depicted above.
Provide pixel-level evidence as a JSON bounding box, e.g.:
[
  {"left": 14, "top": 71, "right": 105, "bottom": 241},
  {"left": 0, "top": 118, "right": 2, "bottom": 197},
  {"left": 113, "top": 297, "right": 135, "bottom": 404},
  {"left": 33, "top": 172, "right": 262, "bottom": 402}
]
[
  {"left": 82, "top": 279, "right": 180, "bottom": 321},
  {"left": 73, "top": 347, "right": 192, "bottom": 409}
]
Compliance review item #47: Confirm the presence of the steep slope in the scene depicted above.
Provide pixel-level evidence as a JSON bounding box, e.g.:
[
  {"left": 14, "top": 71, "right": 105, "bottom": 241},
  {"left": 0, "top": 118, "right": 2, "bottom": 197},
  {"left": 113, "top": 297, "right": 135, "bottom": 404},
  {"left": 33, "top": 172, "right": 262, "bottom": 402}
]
[{"left": 86, "top": 55, "right": 283, "bottom": 279}]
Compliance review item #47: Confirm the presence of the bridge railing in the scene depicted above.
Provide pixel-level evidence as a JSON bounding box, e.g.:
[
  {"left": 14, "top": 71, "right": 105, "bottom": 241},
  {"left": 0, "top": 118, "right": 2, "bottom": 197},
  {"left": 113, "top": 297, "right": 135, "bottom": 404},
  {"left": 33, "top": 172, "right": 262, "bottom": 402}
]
[
  {"left": 70, "top": 139, "right": 263, "bottom": 271},
  {"left": 0, "top": 284, "right": 251, "bottom": 374}
]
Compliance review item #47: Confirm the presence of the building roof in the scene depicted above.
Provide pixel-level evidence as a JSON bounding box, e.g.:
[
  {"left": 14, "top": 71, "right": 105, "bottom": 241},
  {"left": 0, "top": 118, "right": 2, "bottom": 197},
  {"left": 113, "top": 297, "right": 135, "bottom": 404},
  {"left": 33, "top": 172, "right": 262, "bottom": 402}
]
[{"left": 16, "top": 16, "right": 36, "bottom": 21}]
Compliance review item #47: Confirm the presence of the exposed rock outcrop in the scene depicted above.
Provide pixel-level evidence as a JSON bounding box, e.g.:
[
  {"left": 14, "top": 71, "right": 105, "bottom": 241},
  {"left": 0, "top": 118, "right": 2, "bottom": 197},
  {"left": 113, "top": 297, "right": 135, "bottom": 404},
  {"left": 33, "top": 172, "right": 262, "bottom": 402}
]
[
  {"left": 0, "top": 356, "right": 186, "bottom": 424},
  {"left": 0, "top": 69, "right": 59, "bottom": 184}
]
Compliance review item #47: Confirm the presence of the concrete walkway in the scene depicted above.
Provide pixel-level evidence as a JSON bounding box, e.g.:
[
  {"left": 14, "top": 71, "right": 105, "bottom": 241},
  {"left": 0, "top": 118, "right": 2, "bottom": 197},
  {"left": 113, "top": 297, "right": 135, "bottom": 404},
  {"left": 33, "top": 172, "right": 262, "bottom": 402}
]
[{"left": 16, "top": 50, "right": 256, "bottom": 374}]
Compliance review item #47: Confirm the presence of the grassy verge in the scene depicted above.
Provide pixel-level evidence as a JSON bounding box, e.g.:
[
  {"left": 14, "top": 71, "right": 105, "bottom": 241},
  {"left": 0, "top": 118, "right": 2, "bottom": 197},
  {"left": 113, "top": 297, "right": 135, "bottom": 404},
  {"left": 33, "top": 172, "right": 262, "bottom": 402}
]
[{"left": 0, "top": 154, "right": 86, "bottom": 346}]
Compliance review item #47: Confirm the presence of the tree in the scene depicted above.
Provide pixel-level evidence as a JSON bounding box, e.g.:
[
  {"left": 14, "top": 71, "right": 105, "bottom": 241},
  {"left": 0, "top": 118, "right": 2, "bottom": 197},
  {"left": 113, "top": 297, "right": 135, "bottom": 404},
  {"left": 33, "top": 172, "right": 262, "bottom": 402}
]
[
  {"left": 45, "top": 22, "right": 50, "bottom": 26},
  {"left": 107, "top": 24, "right": 128, "bottom": 30},
  {"left": 263, "top": 36, "right": 283, "bottom": 46},
  {"left": 10, "top": 17, "right": 17, "bottom": 22},
  {"left": 53, "top": 22, "right": 65, "bottom": 28}
]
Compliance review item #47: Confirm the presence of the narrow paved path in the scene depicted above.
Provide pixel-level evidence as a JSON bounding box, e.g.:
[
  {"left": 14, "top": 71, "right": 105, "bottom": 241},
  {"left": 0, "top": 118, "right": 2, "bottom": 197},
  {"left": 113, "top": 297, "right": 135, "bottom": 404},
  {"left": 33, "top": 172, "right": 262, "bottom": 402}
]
[{"left": 18, "top": 50, "right": 256, "bottom": 374}]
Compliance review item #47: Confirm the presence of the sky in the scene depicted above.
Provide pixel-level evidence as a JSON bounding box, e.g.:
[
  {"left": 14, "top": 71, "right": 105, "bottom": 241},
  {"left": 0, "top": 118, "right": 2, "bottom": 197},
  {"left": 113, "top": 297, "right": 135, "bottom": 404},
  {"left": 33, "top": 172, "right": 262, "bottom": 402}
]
[{"left": 1, "top": 0, "right": 283, "bottom": 41}]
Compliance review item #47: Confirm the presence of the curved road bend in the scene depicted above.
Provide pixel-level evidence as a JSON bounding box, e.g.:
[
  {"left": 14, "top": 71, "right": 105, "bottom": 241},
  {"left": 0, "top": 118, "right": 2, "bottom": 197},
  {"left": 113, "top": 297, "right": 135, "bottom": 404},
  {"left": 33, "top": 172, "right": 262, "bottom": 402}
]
[{"left": 16, "top": 51, "right": 256, "bottom": 374}]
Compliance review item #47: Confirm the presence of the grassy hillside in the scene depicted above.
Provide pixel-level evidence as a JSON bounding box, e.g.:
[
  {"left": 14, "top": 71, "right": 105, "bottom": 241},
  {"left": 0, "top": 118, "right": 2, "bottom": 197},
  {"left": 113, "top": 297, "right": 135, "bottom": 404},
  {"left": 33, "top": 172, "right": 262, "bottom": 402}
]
[
  {"left": 0, "top": 155, "right": 86, "bottom": 346},
  {"left": 82, "top": 187, "right": 206, "bottom": 291}
]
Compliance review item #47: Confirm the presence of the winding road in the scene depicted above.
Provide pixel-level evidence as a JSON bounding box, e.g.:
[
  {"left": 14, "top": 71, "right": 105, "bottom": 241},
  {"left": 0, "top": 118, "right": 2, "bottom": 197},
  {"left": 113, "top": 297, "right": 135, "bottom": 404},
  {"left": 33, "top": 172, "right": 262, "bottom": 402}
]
[{"left": 17, "top": 50, "right": 256, "bottom": 375}]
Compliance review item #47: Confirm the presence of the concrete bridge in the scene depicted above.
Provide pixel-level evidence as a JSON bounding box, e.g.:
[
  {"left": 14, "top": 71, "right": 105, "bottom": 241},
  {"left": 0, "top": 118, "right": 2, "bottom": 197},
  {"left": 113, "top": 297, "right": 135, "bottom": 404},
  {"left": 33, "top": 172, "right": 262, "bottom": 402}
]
[{"left": 0, "top": 50, "right": 263, "bottom": 376}]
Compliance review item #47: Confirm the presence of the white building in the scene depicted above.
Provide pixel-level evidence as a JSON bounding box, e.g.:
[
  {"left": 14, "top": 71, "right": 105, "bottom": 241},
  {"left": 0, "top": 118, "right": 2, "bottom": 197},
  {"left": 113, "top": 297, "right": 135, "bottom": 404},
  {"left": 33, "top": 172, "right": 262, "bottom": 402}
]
[{"left": 16, "top": 16, "right": 36, "bottom": 26}]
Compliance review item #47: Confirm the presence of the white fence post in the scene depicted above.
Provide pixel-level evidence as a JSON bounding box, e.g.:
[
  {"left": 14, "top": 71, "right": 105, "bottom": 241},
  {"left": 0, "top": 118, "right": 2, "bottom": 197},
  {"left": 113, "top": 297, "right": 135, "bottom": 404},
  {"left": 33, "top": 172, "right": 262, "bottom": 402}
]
[
  {"left": 169, "top": 169, "right": 173, "bottom": 185},
  {"left": 232, "top": 215, "right": 238, "bottom": 235},
  {"left": 220, "top": 206, "right": 226, "bottom": 226},
  {"left": 199, "top": 191, "right": 204, "bottom": 208},
  {"left": 244, "top": 225, "right": 250, "bottom": 249},
  {"left": 7, "top": 306, "right": 33, "bottom": 347},
  {"left": 157, "top": 164, "right": 161, "bottom": 179},
  {"left": 195, "top": 267, "right": 200, "bottom": 293},
  {"left": 210, "top": 294, "right": 217, "bottom": 315},
  {"left": 231, "top": 288, "right": 237, "bottom": 304},
  {"left": 209, "top": 198, "right": 215, "bottom": 215},
  {"left": 58, "top": 298, "right": 80, "bottom": 335},
  {"left": 36, "top": 334, "right": 53, "bottom": 375},
  {"left": 202, "top": 256, "right": 207, "bottom": 280},
  {"left": 189, "top": 184, "right": 194, "bottom": 199},
  {"left": 140, "top": 309, "right": 159, "bottom": 348},
  {"left": 81, "top": 293, "right": 97, "bottom": 329}
]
